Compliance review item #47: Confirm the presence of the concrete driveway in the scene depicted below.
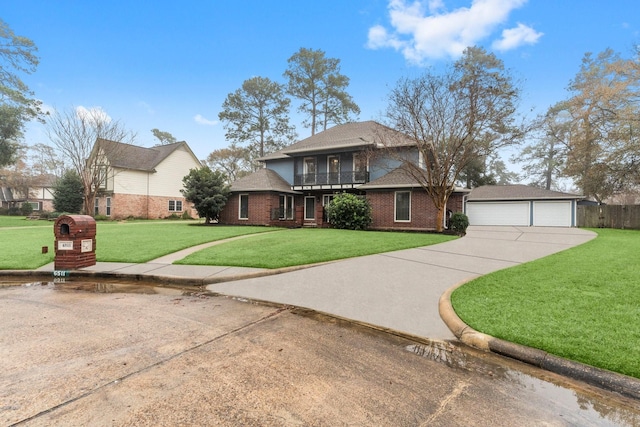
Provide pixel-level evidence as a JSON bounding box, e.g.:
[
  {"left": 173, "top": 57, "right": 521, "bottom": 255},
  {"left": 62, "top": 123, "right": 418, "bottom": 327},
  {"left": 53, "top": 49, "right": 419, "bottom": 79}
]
[{"left": 206, "top": 226, "right": 597, "bottom": 340}]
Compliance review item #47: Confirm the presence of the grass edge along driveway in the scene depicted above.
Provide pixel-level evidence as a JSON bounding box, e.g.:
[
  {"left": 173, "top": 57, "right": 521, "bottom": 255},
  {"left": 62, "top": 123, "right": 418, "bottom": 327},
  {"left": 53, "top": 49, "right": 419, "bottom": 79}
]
[
  {"left": 451, "top": 228, "right": 640, "bottom": 380},
  {"left": 177, "top": 228, "right": 456, "bottom": 269}
]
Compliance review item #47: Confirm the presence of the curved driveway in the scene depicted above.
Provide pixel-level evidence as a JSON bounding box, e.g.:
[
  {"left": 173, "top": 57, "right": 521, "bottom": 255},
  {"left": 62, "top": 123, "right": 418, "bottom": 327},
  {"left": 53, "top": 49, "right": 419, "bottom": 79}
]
[{"left": 206, "top": 226, "right": 596, "bottom": 340}]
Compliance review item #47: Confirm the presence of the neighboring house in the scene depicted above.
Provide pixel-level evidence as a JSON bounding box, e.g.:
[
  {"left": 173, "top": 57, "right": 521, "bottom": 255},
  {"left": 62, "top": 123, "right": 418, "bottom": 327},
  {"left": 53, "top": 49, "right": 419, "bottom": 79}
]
[
  {"left": 29, "top": 174, "right": 56, "bottom": 212},
  {"left": 219, "top": 121, "right": 468, "bottom": 231},
  {"left": 0, "top": 174, "right": 56, "bottom": 212},
  {"left": 91, "top": 139, "right": 201, "bottom": 219},
  {"left": 465, "top": 185, "right": 583, "bottom": 227},
  {"left": 0, "top": 187, "right": 16, "bottom": 210}
]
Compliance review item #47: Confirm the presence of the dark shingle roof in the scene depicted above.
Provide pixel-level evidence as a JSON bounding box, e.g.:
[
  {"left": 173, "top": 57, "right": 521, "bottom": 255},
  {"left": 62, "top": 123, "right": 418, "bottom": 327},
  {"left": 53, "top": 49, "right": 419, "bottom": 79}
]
[
  {"left": 359, "top": 167, "right": 469, "bottom": 192},
  {"left": 230, "top": 168, "right": 300, "bottom": 194},
  {"left": 258, "top": 121, "right": 415, "bottom": 161},
  {"left": 467, "top": 185, "right": 582, "bottom": 201},
  {"left": 359, "top": 167, "right": 420, "bottom": 189},
  {"left": 96, "top": 139, "right": 198, "bottom": 171}
]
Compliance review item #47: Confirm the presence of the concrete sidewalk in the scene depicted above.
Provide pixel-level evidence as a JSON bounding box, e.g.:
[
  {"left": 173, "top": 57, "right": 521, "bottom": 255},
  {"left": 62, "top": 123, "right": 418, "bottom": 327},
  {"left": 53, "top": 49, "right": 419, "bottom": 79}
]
[{"left": 205, "top": 226, "right": 597, "bottom": 340}]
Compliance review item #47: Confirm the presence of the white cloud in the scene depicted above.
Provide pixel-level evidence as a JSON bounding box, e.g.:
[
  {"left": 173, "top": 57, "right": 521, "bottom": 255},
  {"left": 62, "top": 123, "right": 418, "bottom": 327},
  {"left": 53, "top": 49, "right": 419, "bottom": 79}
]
[
  {"left": 137, "top": 101, "right": 155, "bottom": 115},
  {"left": 492, "top": 22, "right": 543, "bottom": 51},
  {"left": 76, "top": 106, "right": 112, "bottom": 124},
  {"left": 367, "top": 0, "right": 540, "bottom": 64},
  {"left": 194, "top": 114, "right": 218, "bottom": 126}
]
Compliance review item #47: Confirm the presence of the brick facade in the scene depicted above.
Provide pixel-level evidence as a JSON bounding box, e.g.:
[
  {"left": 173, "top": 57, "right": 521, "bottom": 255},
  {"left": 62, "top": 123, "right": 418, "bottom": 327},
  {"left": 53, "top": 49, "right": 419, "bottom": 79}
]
[
  {"left": 219, "top": 192, "right": 300, "bottom": 227},
  {"left": 219, "top": 189, "right": 464, "bottom": 231},
  {"left": 366, "top": 189, "right": 464, "bottom": 231},
  {"left": 95, "top": 194, "right": 196, "bottom": 220}
]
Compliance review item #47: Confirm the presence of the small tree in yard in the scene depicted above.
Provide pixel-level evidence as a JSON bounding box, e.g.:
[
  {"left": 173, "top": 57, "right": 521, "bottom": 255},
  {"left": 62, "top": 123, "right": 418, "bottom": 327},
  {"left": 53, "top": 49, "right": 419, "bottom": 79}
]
[
  {"left": 325, "top": 193, "right": 372, "bottom": 230},
  {"left": 181, "top": 166, "right": 230, "bottom": 224},
  {"left": 53, "top": 170, "right": 84, "bottom": 213}
]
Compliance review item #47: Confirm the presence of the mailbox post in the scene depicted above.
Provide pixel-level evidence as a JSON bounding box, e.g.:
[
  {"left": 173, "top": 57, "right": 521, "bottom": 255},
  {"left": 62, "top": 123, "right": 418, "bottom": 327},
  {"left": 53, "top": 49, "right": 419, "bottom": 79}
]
[{"left": 54, "top": 215, "right": 97, "bottom": 270}]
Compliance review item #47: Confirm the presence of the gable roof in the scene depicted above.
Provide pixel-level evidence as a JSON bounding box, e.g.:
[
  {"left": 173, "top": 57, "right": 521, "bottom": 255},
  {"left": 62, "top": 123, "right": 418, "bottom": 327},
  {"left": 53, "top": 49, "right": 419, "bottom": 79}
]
[
  {"left": 230, "top": 168, "right": 300, "bottom": 194},
  {"left": 258, "top": 121, "right": 415, "bottom": 161},
  {"left": 467, "top": 185, "right": 583, "bottom": 201},
  {"left": 0, "top": 187, "right": 15, "bottom": 203},
  {"left": 359, "top": 167, "right": 469, "bottom": 192},
  {"left": 95, "top": 139, "right": 200, "bottom": 172}
]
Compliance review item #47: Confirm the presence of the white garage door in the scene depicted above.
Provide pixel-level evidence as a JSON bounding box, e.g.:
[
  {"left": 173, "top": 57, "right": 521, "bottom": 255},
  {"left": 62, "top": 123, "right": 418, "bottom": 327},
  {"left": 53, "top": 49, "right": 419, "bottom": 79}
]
[
  {"left": 533, "top": 201, "right": 572, "bottom": 227},
  {"left": 466, "top": 202, "right": 530, "bottom": 226}
]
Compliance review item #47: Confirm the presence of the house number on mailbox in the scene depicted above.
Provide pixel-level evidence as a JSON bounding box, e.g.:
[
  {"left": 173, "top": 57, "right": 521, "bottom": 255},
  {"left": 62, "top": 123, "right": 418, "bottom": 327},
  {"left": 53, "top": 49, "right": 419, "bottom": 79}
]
[{"left": 58, "top": 241, "right": 73, "bottom": 250}]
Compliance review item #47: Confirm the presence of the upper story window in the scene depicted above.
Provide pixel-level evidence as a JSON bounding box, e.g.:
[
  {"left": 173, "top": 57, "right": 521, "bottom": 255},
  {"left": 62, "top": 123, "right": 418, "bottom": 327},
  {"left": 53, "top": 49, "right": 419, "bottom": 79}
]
[{"left": 303, "top": 157, "right": 316, "bottom": 184}]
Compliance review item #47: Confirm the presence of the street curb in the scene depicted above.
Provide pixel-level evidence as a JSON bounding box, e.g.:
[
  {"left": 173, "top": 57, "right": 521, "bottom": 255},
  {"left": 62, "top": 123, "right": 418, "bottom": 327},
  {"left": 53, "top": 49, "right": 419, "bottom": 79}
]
[
  {"left": 439, "top": 282, "right": 640, "bottom": 401},
  {"left": 0, "top": 262, "right": 330, "bottom": 287}
]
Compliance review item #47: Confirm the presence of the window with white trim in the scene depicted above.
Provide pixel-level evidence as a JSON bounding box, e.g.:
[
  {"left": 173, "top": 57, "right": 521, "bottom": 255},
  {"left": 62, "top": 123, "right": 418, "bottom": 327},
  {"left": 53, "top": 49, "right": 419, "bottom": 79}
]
[
  {"left": 278, "top": 195, "right": 294, "bottom": 220},
  {"left": 395, "top": 191, "right": 411, "bottom": 222},
  {"left": 28, "top": 202, "right": 41, "bottom": 211},
  {"left": 239, "top": 194, "right": 249, "bottom": 220},
  {"left": 168, "top": 200, "right": 183, "bottom": 212},
  {"left": 106, "top": 197, "right": 111, "bottom": 217},
  {"left": 94, "top": 198, "right": 99, "bottom": 216}
]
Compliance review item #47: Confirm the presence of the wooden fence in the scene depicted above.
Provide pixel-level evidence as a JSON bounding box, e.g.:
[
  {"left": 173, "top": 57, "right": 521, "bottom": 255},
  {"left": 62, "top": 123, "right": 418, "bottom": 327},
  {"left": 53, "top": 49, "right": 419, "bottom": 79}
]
[{"left": 577, "top": 205, "right": 640, "bottom": 229}]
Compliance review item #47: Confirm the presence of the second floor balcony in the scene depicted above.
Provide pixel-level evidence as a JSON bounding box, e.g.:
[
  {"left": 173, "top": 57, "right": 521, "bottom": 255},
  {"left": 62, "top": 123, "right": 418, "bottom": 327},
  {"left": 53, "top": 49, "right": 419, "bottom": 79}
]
[{"left": 293, "top": 170, "right": 369, "bottom": 189}]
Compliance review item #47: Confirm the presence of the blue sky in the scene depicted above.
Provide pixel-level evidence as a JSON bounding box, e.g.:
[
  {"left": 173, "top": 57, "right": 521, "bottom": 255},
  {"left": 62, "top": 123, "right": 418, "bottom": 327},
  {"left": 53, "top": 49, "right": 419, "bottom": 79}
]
[{"left": 4, "top": 0, "right": 640, "bottom": 168}]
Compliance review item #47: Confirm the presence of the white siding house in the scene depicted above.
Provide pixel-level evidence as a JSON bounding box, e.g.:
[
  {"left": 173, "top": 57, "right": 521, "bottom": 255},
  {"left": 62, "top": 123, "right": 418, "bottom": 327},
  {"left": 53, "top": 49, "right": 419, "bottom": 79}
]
[{"left": 93, "top": 139, "right": 202, "bottom": 219}]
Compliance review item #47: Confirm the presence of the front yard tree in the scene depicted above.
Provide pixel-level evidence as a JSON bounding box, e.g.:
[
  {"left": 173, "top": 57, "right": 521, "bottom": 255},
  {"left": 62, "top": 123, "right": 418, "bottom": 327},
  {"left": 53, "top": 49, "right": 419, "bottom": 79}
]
[
  {"left": 181, "top": 166, "right": 230, "bottom": 224},
  {"left": 384, "top": 46, "right": 523, "bottom": 232},
  {"left": 284, "top": 47, "right": 360, "bottom": 135},
  {"left": 218, "top": 76, "right": 296, "bottom": 161},
  {"left": 46, "top": 106, "right": 136, "bottom": 214},
  {"left": 52, "top": 170, "right": 84, "bottom": 213}
]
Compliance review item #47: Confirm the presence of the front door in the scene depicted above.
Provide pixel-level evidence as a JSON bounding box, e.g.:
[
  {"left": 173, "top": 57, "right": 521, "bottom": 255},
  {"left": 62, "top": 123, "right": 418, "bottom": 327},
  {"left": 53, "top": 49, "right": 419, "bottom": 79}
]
[{"left": 304, "top": 196, "right": 315, "bottom": 221}]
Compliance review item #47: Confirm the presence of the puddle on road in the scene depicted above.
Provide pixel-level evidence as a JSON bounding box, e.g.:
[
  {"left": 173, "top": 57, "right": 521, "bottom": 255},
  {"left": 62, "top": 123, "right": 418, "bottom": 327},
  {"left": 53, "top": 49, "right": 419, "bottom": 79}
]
[
  {"left": 407, "top": 341, "right": 640, "bottom": 426},
  {"left": 3, "top": 279, "right": 189, "bottom": 296}
]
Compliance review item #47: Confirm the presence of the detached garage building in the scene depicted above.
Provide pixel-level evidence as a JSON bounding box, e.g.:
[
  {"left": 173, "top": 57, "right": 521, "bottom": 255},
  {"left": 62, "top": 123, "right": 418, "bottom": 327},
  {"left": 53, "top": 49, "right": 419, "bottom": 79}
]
[{"left": 465, "top": 185, "right": 583, "bottom": 227}]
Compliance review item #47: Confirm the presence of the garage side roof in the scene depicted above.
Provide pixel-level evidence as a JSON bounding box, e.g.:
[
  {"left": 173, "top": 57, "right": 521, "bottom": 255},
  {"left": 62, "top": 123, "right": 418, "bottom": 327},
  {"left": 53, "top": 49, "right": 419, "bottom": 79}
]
[{"left": 467, "top": 185, "right": 583, "bottom": 201}]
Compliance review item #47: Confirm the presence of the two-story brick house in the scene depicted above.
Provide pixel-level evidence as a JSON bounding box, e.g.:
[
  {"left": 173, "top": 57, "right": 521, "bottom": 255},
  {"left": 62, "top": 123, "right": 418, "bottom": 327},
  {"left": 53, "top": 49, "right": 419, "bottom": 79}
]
[
  {"left": 219, "top": 121, "right": 468, "bottom": 231},
  {"left": 91, "top": 139, "right": 201, "bottom": 219}
]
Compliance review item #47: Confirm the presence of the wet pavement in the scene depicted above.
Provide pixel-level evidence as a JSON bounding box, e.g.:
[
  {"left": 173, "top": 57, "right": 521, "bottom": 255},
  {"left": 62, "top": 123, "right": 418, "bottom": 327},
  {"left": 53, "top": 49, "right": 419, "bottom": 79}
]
[{"left": 2, "top": 281, "right": 639, "bottom": 426}]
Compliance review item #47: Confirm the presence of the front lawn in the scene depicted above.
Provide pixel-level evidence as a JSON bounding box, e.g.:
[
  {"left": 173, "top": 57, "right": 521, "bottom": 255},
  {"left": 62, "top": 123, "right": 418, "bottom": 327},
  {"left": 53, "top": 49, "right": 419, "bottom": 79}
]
[
  {"left": 176, "top": 228, "right": 456, "bottom": 268},
  {"left": 0, "top": 221, "right": 279, "bottom": 269},
  {"left": 451, "top": 228, "right": 640, "bottom": 379},
  {"left": 0, "top": 216, "right": 52, "bottom": 227}
]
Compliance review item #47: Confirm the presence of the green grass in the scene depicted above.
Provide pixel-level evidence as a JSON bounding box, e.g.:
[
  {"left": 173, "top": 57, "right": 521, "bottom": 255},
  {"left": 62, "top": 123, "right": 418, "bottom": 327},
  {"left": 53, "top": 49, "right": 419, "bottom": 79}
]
[
  {"left": 0, "top": 220, "right": 279, "bottom": 269},
  {"left": 451, "top": 228, "right": 640, "bottom": 379},
  {"left": 0, "top": 216, "right": 52, "bottom": 227},
  {"left": 176, "top": 228, "right": 456, "bottom": 268}
]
